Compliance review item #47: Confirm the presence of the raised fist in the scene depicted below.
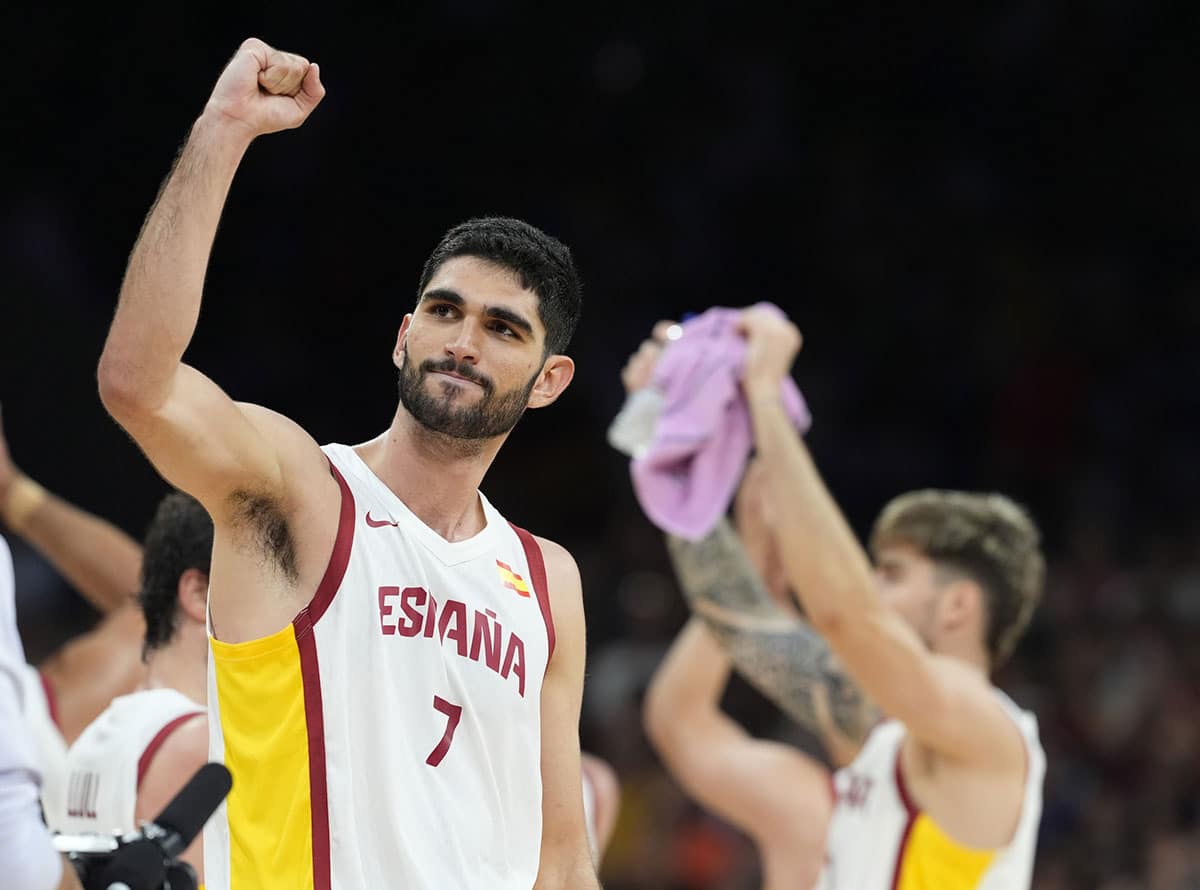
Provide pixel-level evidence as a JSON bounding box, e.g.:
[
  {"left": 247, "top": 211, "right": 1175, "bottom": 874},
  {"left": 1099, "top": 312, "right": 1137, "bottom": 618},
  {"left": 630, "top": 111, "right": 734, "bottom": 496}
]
[
  {"left": 205, "top": 38, "right": 326, "bottom": 138},
  {"left": 737, "top": 306, "right": 802, "bottom": 394}
]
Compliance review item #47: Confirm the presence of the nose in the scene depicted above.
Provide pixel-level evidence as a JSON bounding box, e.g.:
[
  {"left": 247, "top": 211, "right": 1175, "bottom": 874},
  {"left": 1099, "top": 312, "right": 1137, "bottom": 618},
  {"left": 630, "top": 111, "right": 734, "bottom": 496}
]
[{"left": 444, "top": 318, "right": 481, "bottom": 365}]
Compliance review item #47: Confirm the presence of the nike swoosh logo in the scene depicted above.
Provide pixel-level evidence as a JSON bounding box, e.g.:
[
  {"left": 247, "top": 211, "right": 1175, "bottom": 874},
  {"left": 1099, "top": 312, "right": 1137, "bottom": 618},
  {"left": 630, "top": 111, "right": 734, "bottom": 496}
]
[{"left": 365, "top": 512, "right": 400, "bottom": 528}]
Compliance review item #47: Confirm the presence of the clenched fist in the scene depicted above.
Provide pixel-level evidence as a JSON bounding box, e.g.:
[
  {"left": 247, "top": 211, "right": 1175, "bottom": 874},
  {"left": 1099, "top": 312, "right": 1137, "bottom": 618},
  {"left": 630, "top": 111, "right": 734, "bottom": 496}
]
[
  {"left": 205, "top": 38, "right": 326, "bottom": 139},
  {"left": 738, "top": 306, "right": 802, "bottom": 397}
]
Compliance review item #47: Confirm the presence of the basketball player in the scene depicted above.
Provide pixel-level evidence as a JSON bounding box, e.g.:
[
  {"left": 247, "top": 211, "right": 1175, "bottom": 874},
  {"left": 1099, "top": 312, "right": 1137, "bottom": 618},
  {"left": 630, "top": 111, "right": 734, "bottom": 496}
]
[
  {"left": 0, "top": 406, "right": 147, "bottom": 820},
  {"left": 653, "top": 309, "right": 1047, "bottom": 888},
  {"left": 47, "top": 492, "right": 212, "bottom": 883},
  {"left": 643, "top": 458, "right": 833, "bottom": 890},
  {"left": 0, "top": 535, "right": 84, "bottom": 890},
  {"left": 98, "top": 38, "right": 598, "bottom": 890}
]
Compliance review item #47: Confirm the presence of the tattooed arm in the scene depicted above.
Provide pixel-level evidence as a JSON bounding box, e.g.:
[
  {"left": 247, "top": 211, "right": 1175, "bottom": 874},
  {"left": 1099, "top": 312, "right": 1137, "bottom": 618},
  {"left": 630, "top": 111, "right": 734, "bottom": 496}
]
[{"left": 667, "top": 519, "right": 877, "bottom": 766}]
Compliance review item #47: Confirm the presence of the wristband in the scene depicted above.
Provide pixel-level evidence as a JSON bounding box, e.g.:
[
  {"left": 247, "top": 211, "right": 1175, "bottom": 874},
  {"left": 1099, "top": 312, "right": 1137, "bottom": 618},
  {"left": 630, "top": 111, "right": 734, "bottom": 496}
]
[{"left": 3, "top": 475, "right": 48, "bottom": 532}]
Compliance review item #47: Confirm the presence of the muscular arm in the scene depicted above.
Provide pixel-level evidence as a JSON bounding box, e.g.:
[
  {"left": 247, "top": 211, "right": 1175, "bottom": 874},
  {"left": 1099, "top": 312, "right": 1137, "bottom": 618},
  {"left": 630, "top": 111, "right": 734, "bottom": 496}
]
[
  {"left": 666, "top": 520, "right": 876, "bottom": 766},
  {"left": 96, "top": 104, "right": 294, "bottom": 513},
  {"left": 739, "top": 310, "right": 1026, "bottom": 768},
  {"left": 534, "top": 539, "right": 601, "bottom": 889},
  {"left": 4, "top": 488, "right": 142, "bottom": 614},
  {"left": 0, "top": 411, "right": 140, "bottom": 614},
  {"left": 644, "top": 618, "right": 834, "bottom": 880},
  {"left": 96, "top": 42, "right": 335, "bottom": 640}
]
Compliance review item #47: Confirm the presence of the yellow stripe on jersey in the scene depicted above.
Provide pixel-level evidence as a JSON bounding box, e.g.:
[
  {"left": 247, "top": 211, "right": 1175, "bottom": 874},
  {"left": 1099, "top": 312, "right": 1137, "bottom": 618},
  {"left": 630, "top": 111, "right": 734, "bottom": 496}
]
[
  {"left": 212, "top": 625, "right": 314, "bottom": 890},
  {"left": 895, "top": 814, "right": 996, "bottom": 890}
]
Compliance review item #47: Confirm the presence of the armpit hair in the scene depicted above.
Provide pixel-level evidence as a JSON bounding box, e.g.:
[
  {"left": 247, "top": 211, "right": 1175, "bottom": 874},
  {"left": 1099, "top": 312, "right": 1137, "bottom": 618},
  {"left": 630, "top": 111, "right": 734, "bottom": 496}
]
[{"left": 226, "top": 489, "right": 299, "bottom": 583}]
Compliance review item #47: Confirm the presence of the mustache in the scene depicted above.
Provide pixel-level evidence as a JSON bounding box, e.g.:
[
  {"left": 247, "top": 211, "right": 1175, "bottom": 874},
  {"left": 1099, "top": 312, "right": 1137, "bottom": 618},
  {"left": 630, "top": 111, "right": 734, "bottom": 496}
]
[{"left": 420, "top": 357, "right": 493, "bottom": 393}]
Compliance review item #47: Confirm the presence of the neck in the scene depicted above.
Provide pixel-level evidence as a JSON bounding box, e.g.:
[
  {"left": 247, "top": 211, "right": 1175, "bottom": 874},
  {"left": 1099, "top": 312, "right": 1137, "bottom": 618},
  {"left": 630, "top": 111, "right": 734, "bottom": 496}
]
[
  {"left": 359, "top": 406, "right": 508, "bottom": 541},
  {"left": 933, "top": 633, "right": 992, "bottom": 678},
  {"left": 144, "top": 624, "right": 208, "bottom": 706}
]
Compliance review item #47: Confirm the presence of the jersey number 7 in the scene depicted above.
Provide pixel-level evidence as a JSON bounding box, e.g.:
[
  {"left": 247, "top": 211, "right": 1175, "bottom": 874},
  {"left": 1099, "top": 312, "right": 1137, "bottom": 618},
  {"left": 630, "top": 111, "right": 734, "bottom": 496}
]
[{"left": 426, "top": 695, "right": 463, "bottom": 767}]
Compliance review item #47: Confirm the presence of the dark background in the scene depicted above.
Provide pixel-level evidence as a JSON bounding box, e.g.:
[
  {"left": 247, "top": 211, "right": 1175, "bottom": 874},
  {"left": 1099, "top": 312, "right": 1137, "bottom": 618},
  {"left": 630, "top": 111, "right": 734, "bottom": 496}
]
[{"left": 3, "top": 3, "right": 1199, "bottom": 887}]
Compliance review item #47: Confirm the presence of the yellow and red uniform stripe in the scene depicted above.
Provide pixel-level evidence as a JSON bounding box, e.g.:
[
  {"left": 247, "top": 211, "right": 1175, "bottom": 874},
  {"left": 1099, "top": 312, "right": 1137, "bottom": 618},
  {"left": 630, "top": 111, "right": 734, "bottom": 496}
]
[
  {"left": 209, "top": 462, "right": 354, "bottom": 890},
  {"left": 889, "top": 755, "right": 996, "bottom": 890}
]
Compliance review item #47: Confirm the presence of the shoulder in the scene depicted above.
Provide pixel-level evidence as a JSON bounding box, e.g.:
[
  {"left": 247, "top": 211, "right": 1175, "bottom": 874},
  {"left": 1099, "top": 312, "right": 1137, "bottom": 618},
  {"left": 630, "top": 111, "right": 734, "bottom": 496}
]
[
  {"left": 135, "top": 713, "right": 208, "bottom": 822},
  {"left": 532, "top": 536, "right": 581, "bottom": 591},
  {"left": 529, "top": 536, "right": 585, "bottom": 666}
]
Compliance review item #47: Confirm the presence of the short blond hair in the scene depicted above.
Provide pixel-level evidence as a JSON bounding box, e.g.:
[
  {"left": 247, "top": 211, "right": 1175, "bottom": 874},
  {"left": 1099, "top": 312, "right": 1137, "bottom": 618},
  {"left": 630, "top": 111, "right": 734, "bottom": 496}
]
[{"left": 869, "top": 490, "right": 1045, "bottom": 668}]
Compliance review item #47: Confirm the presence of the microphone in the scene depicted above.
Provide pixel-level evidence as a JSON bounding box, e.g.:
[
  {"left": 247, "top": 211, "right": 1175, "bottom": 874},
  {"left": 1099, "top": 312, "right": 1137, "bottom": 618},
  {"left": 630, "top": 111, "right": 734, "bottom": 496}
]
[{"left": 139, "top": 762, "right": 233, "bottom": 860}]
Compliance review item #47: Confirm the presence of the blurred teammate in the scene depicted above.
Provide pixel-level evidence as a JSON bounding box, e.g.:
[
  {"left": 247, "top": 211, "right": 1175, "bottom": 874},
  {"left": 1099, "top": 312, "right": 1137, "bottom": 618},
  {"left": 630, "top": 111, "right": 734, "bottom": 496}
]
[
  {"left": 580, "top": 752, "right": 620, "bottom": 865},
  {"left": 0, "top": 535, "right": 84, "bottom": 889},
  {"left": 644, "top": 461, "right": 833, "bottom": 890},
  {"left": 629, "top": 313, "right": 1047, "bottom": 888},
  {"left": 46, "top": 492, "right": 212, "bottom": 882},
  {"left": 0, "top": 407, "right": 147, "bottom": 819},
  {"left": 98, "top": 39, "right": 597, "bottom": 890}
]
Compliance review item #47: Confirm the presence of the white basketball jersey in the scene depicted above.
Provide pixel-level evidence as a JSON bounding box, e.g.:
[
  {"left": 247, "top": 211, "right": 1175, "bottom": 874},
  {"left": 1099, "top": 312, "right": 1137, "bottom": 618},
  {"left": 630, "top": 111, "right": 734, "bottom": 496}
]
[
  {"left": 205, "top": 443, "right": 556, "bottom": 890},
  {"left": 45, "top": 688, "right": 204, "bottom": 837},
  {"left": 819, "top": 692, "right": 1044, "bottom": 890},
  {"left": 19, "top": 664, "right": 68, "bottom": 821}
]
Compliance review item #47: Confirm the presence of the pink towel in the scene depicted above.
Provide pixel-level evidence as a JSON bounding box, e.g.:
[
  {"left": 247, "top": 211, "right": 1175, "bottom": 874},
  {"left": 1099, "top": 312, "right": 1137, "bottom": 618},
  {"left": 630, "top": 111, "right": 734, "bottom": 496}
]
[{"left": 631, "top": 304, "right": 811, "bottom": 540}]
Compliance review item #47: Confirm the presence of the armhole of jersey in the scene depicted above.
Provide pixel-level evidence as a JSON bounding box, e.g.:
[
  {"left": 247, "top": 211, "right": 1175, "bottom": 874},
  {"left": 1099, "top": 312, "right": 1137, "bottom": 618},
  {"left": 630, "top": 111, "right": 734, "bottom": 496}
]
[
  {"left": 38, "top": 670, "right": 61, "bottom": 731},
  {"left": 136, "top": 711, "right": 205, "bottom": 789},
  {"left": 207, "top": 458, "right": 356, "bottom": 644},
  {"left": 889, "top": 746, "right": 920, "bottom": 890},
  {"left": 509, "top": 523, "right": 555, "bottom": 664},
  {"left": 303, "top": 458, "right": 357, "bottom": 626}
]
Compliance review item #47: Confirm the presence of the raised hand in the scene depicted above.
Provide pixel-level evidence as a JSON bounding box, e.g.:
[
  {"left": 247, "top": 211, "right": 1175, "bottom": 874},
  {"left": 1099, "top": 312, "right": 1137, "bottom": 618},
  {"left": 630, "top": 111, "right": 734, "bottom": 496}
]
[
  {"left": 205, "top": 38, "right": 326, "bottom": 139},
  {"left": 620, "top": 320, "right": 678, "bottom": 394},
  {"left": 737, "top": 306, "right": 802, "bottom": 397}
]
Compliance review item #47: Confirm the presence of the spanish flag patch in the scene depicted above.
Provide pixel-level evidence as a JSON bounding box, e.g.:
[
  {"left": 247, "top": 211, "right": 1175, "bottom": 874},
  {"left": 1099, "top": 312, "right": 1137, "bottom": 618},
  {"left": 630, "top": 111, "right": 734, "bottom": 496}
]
[{"left": 496, "top": 560, "right": 532, "bottom": 598}]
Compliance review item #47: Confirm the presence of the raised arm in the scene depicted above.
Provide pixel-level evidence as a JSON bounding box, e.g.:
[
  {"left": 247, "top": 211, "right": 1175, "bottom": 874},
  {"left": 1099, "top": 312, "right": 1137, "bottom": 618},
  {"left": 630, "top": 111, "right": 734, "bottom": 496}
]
[
  {"left": 0, "top": 407, "right": 140, "bottom": 613},
  {"left": 97, "top": 41, "right": 338, "bottom": 639},
  {"left": 533, "top": 538, "right": 602, "bottom": 889},
  {"left": 618, "top": 328, "right": 875, "bottom": 765},
  {"left": 96, "top": 40, "right": 329, "bottom": 522},
  {"left": 736, "top": 308, "right": 1023, "bottom": 768},
  {"left": 643, "top": 618, "right": 833, "bottom": 888},
  {"left": 666, "top": 519, "right": 874, "bottom": 767}
]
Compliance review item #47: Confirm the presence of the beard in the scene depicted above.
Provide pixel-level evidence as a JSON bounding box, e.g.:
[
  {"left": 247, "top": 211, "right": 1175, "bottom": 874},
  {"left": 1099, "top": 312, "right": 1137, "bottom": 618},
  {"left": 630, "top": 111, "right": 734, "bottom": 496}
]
[{"left": 397, "top": 352, "right": 536, "bottom": 440}]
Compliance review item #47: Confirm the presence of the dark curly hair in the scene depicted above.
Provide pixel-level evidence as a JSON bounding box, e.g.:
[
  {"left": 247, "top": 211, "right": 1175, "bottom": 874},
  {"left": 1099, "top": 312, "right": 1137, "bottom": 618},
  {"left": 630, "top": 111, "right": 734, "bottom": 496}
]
[
  {"left": 416, "top": 217, "right": 583, "bottom": 355},
  {"left": 138, "top": 491, "right": 213, "bottom": 656}
]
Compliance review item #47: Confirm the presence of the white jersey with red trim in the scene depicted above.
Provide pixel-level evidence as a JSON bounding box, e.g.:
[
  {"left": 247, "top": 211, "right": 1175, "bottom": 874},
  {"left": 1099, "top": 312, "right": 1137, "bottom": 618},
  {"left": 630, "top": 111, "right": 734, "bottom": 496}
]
[
  {"left": 204, "top": 442, "right": 556, "bottom": 890},
  {"left": 19, "top": 665, "right": 68, "bottom": 822},
  {"left": 818, "top": 691, "right": 1044, "bottom": 890},
  {"left": 44, "top": 688, "right": 204, "bottom": 836}
]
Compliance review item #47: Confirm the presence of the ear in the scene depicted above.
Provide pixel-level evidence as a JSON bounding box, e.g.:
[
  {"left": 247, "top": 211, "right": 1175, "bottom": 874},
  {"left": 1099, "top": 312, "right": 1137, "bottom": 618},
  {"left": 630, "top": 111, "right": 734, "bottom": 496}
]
[
  {"left": 177, "top": 568, "right": 209, "bottom": 626},
  {"left": 526, "top": 354, "right": 575, "bottom": 409},
  {"left": 393, "top": 314, "right": 414, "bottom": 370},
  {"left": 937, "top": 578, "right": 983, "bottom": 635}
]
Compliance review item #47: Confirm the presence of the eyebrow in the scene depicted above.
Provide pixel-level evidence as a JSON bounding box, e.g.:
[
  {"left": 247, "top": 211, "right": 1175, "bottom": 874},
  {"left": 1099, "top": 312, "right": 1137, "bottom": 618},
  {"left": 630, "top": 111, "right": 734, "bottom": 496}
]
[{"left": 421, "top": 287, "right": 536, "bottom": 337}]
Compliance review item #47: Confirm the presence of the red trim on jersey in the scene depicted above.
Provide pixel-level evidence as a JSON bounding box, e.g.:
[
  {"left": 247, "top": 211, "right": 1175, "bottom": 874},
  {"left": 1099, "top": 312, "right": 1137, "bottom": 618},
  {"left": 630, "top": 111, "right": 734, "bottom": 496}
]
[
  {"left": 889, "top": 747, "right": 919, "bottom": 890},
  {"left": 135, "top": 711, "right": 204, "bottom": 789},
  {"left": 308, "top": 459, "right": 356, "bottom": 625},
  {"left": 293, "top": 610, "right": 331, "bottom": 890},
  {"left": 38, "top": 671, "right": 60, "bottom": 731},
  {"left": 509, "top": 523, "right": 555, "bottom": 664}
]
